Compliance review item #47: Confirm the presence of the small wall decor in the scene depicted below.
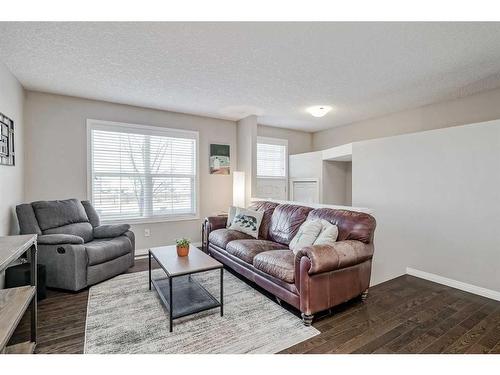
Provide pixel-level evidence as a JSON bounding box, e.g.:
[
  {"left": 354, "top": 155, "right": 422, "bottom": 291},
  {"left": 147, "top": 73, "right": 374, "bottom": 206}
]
[
  {"left": 0, "top": 112, "right": 15, "bottom": 166},
  {"left": 209, "top": 144, "right": 230, "bottom": 175}
]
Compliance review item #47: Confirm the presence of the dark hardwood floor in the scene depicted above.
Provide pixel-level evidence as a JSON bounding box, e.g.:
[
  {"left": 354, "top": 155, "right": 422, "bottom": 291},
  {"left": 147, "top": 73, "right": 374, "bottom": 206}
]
[{"left": 9, "top": 258, "right": 500, "bottom": 354}]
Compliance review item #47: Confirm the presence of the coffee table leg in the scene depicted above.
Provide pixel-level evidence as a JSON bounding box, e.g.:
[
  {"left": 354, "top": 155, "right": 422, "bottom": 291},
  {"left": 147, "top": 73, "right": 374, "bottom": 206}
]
[
  {"left": 169, "top": 276, "right": 173, "bottom": 332},
  {"left": 220, "top": 268, "right": 224, "bottom": 317},
  {"left": 148, "top": 251, "right": 152, "bottom": 290}
]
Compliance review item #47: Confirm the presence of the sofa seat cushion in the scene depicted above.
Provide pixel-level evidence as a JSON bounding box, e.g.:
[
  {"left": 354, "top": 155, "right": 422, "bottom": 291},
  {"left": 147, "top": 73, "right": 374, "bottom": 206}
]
[
  {"left": 253, "top": 250, "right": 295, "bottom": 283},
  {"left": 209, "top": 228, "right": 253, "bottom": 249},
  {"left": 225, "top": 239, "right": 288, "bottom": 264},
  {"left": 85, "top": 236, "right": 132, "bottom": 266}
]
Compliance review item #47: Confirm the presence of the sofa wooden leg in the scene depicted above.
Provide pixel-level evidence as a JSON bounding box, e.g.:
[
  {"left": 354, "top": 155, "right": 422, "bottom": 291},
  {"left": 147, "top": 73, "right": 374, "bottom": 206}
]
[
  {"left": 301, "top": 313, "right": 314, "bottom": 326},
  {"left": 361, "top": 289, "right": 369, "bottom": 302}
]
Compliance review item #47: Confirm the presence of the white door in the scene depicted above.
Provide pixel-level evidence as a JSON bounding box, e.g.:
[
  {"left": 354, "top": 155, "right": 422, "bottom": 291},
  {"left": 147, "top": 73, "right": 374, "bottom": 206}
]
[{"left": 290, "top": 179, "right": 319, "bottom": 204}]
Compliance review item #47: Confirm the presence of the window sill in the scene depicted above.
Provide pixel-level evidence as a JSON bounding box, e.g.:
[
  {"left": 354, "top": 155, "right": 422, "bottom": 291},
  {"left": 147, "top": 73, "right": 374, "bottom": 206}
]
[
  {"left": 256, "top": 176, "right": 287, "bottom": 180},
  {"left": 101, "top": 215, "right": 200, "bottom": 225}
]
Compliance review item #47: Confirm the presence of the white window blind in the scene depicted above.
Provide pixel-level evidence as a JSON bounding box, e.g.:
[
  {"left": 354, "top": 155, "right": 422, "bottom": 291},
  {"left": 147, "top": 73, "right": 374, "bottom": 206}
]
[
  {"left": 88, "top": 121, "right": 198, "bottom": 222},
  {"left": 257, "top": 138, "right": 287, "bottom": 178}
]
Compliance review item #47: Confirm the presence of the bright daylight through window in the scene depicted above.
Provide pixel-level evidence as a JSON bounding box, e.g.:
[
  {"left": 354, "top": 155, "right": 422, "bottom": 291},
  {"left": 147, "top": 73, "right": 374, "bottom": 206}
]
[
  {"left": 256, "top": 137, "right": 287, "bottom": 178},
  {"left": 88, "top": 121, "right": 198, "bottom": 222}
]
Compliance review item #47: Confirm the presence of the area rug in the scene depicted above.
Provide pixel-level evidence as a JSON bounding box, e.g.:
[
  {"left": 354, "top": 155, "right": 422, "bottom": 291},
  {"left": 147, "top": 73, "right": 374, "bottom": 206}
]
[{"left": 84, "top": 269, "right": 319, "bottom": 353}]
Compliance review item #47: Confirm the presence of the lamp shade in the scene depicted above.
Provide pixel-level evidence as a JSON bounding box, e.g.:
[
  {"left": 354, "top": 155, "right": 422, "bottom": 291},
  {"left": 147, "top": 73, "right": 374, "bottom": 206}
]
[{"left": 233, "top": 171, "right": 245, "bottom": 207}]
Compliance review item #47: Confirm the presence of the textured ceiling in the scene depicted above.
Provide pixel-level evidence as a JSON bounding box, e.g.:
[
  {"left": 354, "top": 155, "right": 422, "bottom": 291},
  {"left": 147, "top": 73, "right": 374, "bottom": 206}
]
[{"left": 1, "top": 22, "right": 500, "bottom": 132}]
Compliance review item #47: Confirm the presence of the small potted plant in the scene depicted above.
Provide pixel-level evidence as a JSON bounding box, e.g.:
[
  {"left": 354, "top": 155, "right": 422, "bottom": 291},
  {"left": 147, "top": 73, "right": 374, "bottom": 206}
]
[{"left": 176, "top": 238, "right": 191, "bottom": 257}]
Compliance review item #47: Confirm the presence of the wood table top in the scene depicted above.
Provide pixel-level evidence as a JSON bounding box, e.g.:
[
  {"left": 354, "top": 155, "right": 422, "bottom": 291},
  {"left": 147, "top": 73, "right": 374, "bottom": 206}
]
[
  {"left": 0, "top": 234, "right": 37, "bottom": 273},
  {"left": 149, "top": 245, "right": 222, "bottom": 277}
]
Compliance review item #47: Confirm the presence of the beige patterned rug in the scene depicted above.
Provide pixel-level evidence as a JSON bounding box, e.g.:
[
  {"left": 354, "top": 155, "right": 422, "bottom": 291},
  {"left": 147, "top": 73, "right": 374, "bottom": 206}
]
[{"left": 84, "top": 269, "right": 319, "bottom": 353}]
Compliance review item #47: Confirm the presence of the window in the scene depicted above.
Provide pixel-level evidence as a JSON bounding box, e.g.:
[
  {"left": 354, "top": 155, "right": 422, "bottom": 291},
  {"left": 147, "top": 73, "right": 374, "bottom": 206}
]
[
  {"left": 256, "top": 137, "right": 288, "bottom": 200},
  {"left": 256, "top": 137, "right": 288, "bottom": 178},
  {"left": 87, "top": 120, "right": 198, "bottom": 223}
]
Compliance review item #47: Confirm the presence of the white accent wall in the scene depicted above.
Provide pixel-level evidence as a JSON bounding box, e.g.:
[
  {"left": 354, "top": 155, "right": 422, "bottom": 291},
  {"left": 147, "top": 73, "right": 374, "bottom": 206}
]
[{"left": 353, "top": 120, "right": 500, "bottom": 293}]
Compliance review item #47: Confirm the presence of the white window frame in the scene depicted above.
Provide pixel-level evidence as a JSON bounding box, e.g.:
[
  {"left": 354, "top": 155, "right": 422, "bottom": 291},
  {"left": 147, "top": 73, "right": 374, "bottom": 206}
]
[
  {"left": 256, "top": 136, "right": 289, "bottom": 179},
  {"left": 86, "top": 119, "right": 200, "bottom": 224}
]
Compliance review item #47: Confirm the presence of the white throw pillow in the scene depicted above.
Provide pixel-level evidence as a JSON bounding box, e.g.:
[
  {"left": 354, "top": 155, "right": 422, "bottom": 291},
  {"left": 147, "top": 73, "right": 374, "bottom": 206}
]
[
  {"left": 226, "top": 206, "right": 237, "bottom": 227},
  {"left": 289, "top": 219, "right": 323, "bottom": 254},
  {"left": 228, "top": 207, "right": 263, "bottom": 239},
  {"left": 313, "top": 219, "right": 339, "bottom": 246}
]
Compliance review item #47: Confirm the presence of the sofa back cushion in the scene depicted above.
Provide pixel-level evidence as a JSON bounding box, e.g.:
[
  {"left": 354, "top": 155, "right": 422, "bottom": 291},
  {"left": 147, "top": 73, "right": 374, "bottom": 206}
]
[
  {"left": 307, "top": 208, "right": 376, "bottom": 244},
  {"left": 32, "top": 199, "right": 90, "bottom": 231},
  {"left": 81, "top": 200, "right": 101, "bottom": 228},
  {"left": 247, "top": 201, "right": 278, "bottom": 239},
  {"left": 16, "top": 203, "right": 42, "bottom": 235},
  {"left": 268, "top": 204, "right": 312, "bottom": 245}
]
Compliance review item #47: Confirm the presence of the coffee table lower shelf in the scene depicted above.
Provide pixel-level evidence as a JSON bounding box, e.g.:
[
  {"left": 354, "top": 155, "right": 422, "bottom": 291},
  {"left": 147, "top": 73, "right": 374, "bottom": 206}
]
[{"left": 151, "top": 275, "right": 222, "bottom": 332}]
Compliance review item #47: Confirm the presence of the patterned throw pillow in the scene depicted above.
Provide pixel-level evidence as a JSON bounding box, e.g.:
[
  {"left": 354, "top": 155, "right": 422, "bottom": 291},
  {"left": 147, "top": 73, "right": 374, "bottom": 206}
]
[
  {"left": 228, "top": 207, "right": 264, "bottom": 239},
  {"left": 289, "top": 219, "right": 324, "bottom": 254},
  {"left": 313, "top": 219, "right": 339, "bottom": 246}
]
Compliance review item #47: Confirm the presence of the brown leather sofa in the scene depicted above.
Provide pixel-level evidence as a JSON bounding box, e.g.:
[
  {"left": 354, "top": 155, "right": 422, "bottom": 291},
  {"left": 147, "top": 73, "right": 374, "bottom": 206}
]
[{"left": 204, "top": 201, "right": 376, "bottom": 325}]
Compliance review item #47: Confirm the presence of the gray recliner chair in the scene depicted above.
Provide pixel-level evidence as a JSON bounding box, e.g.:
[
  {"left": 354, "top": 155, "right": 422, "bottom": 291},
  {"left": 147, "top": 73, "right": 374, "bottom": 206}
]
[{"left": 16, "top": 198, "right": 135, "bottom": 291}]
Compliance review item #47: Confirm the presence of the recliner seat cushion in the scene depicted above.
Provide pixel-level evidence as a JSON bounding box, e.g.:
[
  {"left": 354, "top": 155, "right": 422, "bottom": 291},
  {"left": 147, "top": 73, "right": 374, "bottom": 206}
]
[
  {"left": 225, "top": 239, "right": 288, "bottom": 264},
  {"left": 208, "top": 228, "right": 253, "bottom": 249},
  {"left": 85, "top": 236, "right": 133, "bottom": 266},
  {"left": 32, "top": 199, "right": 90, "bottom": 230},
  {"left": 253, "top": 250, "right": 295, "bottom": 283},
  {"left": 268, "top": 204, "right": 313, "bottom": 245},
  {"left": 44, "top": 222, "right": 94, "bottom": 243}
]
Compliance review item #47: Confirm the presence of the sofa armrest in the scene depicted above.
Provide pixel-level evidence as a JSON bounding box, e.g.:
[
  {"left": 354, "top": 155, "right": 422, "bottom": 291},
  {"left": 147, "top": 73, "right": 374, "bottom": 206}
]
[
  {"left": 205, "top": 216, "right": 227, "bottom": 232},
  {"left": 94, "top": 224, "right": 131, "bottom": 238},
  {"left": 296, "top": 240, "right": 374, "bottom": 275},
  {"left": 38, "top": 234, "right": 84, "bottom": 245}
]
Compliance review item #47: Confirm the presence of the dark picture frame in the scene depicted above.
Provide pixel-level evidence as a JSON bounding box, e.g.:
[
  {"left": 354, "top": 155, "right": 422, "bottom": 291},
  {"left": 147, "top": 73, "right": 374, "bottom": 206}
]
[
  {"left": 0, "top": 112, "right": 15, "bottom": 166},
  {"left": 209, "top": 144, "right": 230, "bottom": 175}
]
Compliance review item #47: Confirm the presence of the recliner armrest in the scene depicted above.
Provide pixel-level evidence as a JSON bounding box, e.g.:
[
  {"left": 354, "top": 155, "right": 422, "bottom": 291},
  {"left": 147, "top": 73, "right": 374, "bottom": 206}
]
[
  {"left": 295, "top": 240, "right": 374, "bottom": 275},
  {"left": 38, "top": 234, "right": 84, "bottom": 245},
  {"left": 93, "top": 224, "right": 131, "bottom": 238}
]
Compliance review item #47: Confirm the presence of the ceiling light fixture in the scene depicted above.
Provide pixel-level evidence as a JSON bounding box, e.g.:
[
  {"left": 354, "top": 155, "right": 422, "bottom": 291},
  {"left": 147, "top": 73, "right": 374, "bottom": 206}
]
[{"left": 306, "top": 105, "right": 332, "bottom": 118}]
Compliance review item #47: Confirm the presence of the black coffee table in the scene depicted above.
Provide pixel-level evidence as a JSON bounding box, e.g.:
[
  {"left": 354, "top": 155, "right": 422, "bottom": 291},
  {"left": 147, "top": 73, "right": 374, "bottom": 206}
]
[{"left": 148, "top": 245, "right": 223, "bottom": 332}]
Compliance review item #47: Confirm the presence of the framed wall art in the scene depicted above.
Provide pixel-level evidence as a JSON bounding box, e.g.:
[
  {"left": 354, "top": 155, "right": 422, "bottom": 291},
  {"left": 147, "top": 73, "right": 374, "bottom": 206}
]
[
  {"left": 0, "top": 112, "right": 15, "bottom": 166},
  {"left": 209, "top": 143, "right": 230, "bottom": 175}
]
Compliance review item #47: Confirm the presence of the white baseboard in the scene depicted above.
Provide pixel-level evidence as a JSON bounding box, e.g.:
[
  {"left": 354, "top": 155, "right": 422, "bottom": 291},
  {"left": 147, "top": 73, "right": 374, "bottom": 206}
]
[
  {"left": 135, "top": 242, "right": 202, "bottom": 258},
  {"left": 406, "top": 267, "right": 500, "bottom": 301}
]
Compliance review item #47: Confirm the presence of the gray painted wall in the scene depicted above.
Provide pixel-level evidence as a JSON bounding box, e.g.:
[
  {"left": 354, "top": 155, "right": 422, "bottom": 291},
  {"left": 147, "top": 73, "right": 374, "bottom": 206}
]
[
  {"left": 237, "top": 115, "right": 257, "bottom": 206},
  {"left": 313, "top": 86, "right": 500, "bottom": 151},
  {"left": 24, "top": 91, "right": 237, "bottom": 250},
  {"left": 0, "top": 63, "right": 24, "bottom": 237},
  {"left": 353, "top": 120, "right": 500, "bottom": 292},
  {"left": 321, "top": 160, "right": 349, "bottom": 206},
  {"left": 258, "top": 124, "right": 312, "bottom": 155}
]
